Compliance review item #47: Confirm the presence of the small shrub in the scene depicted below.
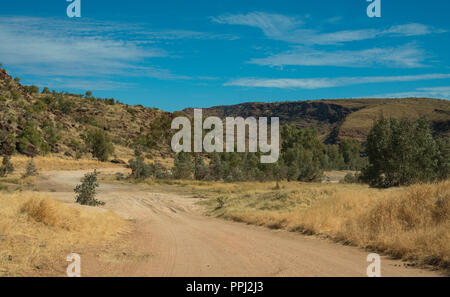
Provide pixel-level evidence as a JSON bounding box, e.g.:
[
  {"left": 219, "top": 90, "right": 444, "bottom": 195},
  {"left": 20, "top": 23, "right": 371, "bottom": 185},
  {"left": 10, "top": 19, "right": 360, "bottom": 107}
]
[
  {"left": 115, "top": 172, "right": 125, "bottom": 180},
  {"left": 341, "top": 173, "right": 360, "bottom": 184},
  {"left": 215, "top": 197, "right": 225, "bottom": 210},
  {"left": 129, "top": 157, "right": 151, "bottom": 180},
  {"left": 22, "top": 159, "right": 38, "bottom": 178},
  {"left": 0, "top": 155, "right": 14, "bottom": 177},
  {"left": 74, "top": 170, "right": 105, "bottom": 206}
]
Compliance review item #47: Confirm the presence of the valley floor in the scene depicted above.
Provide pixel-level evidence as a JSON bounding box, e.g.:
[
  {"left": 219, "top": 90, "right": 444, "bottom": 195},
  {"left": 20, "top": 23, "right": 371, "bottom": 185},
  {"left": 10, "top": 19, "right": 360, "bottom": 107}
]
[{"left": 15, "top": 168, "right": 441, "bottom": 277}]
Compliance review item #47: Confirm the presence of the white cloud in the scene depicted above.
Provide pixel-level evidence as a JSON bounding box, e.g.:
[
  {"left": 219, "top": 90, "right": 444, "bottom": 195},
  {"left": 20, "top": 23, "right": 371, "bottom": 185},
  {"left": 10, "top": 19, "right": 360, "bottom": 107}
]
[
  {"left": 0, "top": 16, "right": 232, "bottom": 83},
  {"left": 213, "top": 12, "right": 443, "bottom": 45},
  {"left": 0, "top": 16, "right": 181, "bottom": 80},
  {"left": 250, "top": 43, "right": 426, "bottom": 68},
  {"left": 225, "top": 74, "right": 450, "bottom": 89},
  {"left": 212, "top": 12, "right": 301, "bottom": 39},
  {"left": 385, "top": 23, "right": 445, "bottom": 36},
  {"left": 373, "top": 86, "right": 450, "bottom": 99}
]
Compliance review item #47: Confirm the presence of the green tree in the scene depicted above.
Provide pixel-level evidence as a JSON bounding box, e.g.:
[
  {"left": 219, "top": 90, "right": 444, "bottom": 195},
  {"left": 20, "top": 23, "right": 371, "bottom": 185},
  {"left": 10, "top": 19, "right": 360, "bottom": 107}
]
[
  {"left": 361, "top": 116, "right": 444, "bottom": 187},
  {"left": 17, "top": 121, "right": 50, "bottom": 156},
  {"left": 172, "top": 152, "right": 194, "bottom": 179},
  {"left": 194, "top": 155, "right": 208, "bottom": 180},
  {"left": 83, "top": 129, "right": 114, "bottom": 162}
]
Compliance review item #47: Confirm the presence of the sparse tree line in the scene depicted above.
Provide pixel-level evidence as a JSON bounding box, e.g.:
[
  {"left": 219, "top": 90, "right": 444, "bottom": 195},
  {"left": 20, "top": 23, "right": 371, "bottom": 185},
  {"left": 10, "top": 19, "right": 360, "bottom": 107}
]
[
  {"left": 126, "top": 116, "right": 448, "bottom": 188},
  {"left": 0, "top": 72, "right": 448, "bottom": 188}
]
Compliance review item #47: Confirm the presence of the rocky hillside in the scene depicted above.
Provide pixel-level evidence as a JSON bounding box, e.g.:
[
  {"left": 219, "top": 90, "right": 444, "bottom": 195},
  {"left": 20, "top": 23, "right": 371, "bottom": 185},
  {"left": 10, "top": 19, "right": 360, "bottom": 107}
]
[
  {"left": 1, "top": 66, "right": 448, "bottom": 161},
  {"left": 0, "top": 68, "right": 171, "bottom": 159},
  {"left": 184, "top": 98, "right": 450, "bottom": 143}
]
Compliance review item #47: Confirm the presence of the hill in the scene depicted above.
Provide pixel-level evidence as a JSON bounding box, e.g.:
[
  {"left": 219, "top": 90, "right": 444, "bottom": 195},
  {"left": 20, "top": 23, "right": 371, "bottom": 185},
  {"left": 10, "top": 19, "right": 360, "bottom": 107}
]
[
  {"left": 0, "top": 68, "right": 172, "bottom": 159},
  {"left": 183, "top": 98, "right": 450, "bottom": 143},
  {"left": 1, "top": 66, "right": 449, "bottom": 161}
]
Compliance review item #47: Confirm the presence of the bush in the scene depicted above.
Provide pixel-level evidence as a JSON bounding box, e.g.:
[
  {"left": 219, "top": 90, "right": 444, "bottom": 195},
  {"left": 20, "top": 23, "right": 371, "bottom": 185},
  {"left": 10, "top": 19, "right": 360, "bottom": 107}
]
[
  {"left": 42, "top": 120, "right": 61, "bottom": 150},
  {"left": 361, "top": 116, "right": 446, "bottom": 188},
  {"left": 17, "top": 122, "right": 50, "bottom": 156},
  {"left": 22, "top": 159, "right": 38, "bottom": 178},
  {"left": 74, "top": 170, "right": 104, "bottom": 206},
  {"left": 115, "top": 172, "right": 125, "bottom": 181},
  {"left": 0, "top": 130, "right": 16, "bottom": 155},
  {"left": 57, "top": 98, "right": 73, "bottom": 114},
  {"left": 129, "top": 157, "right": 151, "bottom": 180},
  {"left": 0, "top": 155, "right": 14, "bottom": 177},
  {"left": 172, "top": 152, "right": 194, "bottom": 179},
  {"left": 23, "top": 85, "right": 39, "bottom": 94},
  {"left": 341, "top": 173, "right": 360, "bottom": 184},
  {"left": 82, "top": 129, "right": 114, "bottom": 162}
]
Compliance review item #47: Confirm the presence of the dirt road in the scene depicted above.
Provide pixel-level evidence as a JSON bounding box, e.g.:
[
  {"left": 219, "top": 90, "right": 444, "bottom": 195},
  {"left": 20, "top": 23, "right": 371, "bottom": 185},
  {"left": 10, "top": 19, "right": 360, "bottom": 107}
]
[{"left": 38, "top": 169, "right": 441, "bottom": 277}]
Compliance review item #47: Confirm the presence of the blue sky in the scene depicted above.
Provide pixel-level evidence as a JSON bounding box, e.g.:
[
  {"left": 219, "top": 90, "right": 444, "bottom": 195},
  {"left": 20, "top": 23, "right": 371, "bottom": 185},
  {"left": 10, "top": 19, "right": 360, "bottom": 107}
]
[{"left": 1, "top": 0, "right": 449, "bottom": 111}]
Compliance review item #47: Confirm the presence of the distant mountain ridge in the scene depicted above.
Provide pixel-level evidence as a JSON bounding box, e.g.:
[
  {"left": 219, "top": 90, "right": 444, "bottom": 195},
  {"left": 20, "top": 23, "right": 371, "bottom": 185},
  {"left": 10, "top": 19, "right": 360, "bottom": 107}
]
[{"left": 183, "top": 98, "right": 450, "bottom": 143}]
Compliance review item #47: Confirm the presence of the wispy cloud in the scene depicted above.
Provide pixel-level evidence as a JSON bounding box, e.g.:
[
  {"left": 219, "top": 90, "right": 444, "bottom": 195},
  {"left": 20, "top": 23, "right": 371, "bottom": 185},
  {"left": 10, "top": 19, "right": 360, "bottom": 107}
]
[
  {"left": 250, "top": 43, "right": 427, "bottom": 68},
  {"left": 0, "top": 16, "right": 234, "bottom": 86},
  {"left": 212, "top": 12, "right": 301, "bottom": 39},
  {"left": 0, "top": 16, "right": 184, "bottom": 80},
  {"left": 373, "top": 86, "right": 450, "bottom": 99},
  {"left": 212, "top": 12, "right": 443, "bottom": 45},
  {"left": 225, "top": 74, "right": 450, "bottom": 89}
]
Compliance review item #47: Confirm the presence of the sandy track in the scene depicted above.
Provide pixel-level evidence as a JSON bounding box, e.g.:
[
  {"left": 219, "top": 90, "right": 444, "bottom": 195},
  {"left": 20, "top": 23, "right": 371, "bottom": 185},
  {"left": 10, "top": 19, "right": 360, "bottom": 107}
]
[{"left": 39, "top": 169, "right": 441, "bottom": 277}]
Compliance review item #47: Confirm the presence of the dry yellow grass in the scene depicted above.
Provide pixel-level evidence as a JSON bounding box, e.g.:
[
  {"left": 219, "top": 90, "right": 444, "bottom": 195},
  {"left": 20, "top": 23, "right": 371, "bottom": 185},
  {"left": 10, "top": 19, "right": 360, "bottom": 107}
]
[
  {"left": 0, "top": 192, "right": 127, "bottom": 276},
  {"left": 181, "top": 180, "right": 449, "bottom": 270},
  {"left": 10, "top": 155, "right": 125, "bottom": 172}
]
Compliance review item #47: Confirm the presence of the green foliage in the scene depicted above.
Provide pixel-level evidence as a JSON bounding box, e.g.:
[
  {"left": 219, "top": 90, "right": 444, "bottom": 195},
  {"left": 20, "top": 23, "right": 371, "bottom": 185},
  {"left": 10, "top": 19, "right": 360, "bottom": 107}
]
[
  {"left": 74, "top": 170, "right": 104, "bottom": 206},
  {"left": 10, "top": 91, "right": 20, "bottom": 101},
  {"left": 85, "top": 91, "right": 92, "bottom": 97},
  {"left": 133, "top": 114, "right": 173, "bottom": 152},
  {"left": 17, "top": 121, "right": 50, "bottom": 156},
  {"left": 22, "top": 158, "right": 38, "bottom": 178},
  {"left": 41, "top": 87, "right": 51, "bottom": 94},
  {"left": 338, "top": 139, "right": 366, "bottom": 170},
  {"left": 115, "top": 172, "right": 125, "bottom": 180},
  {"left": 0, "top": 130, "right": 16, "bottom": 155},
  {"left": 128, "top": 157, "right": 168, "bottom": 180},
  {"left": 194, "top": 155, "right": 208, "bottom": 180},
  {"left": 31, "top": 100, "right": 47, "bottom": 113},
  {"left": 341, "top": 172, "right": 360, "bottom": 184},
  {"left": 172, "top": 152, "right": 194, "bottom": 179},
  {"left": 42, "top": 120, "right": 61, "bottom": 150},
  {"left": 281, "top": 125, "right": 324, "bottom": 182},
  {"left": 129, "top": 157, "right": 151, "bottom": 179},
  {"left": 361, "top": 116, "right": 447, "bottom": 187},
  {"left": 13, "top": 77, "right": 21, "bottom": 83},
  {"left": 56, "top": 97, "right": 73, "bottom": 114},
  {"left": 0, "top": 155, "right": 14, "bottom": 177},
  {"left": 82, "top": 129, "right": 114, "bottom": 162},
  {"left": 23, "top": 85, "right": 39, "bottom": 94}
]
